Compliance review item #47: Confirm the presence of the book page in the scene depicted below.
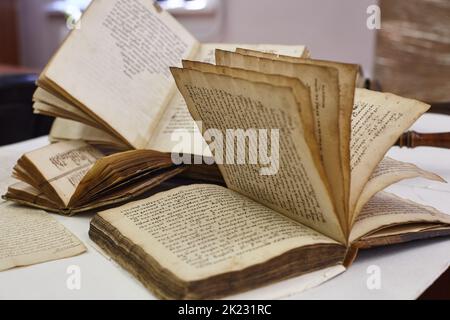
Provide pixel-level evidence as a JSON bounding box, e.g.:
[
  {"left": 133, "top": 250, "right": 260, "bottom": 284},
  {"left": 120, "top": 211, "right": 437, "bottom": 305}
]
[
  {"left": 360, "top": 223, "right": 441, "bottom": 240},
  {"left": 196, "top": 43, "right": 309, "bottom": 64},
  {"left": 182, "top": 60, "right": 316, "bottom": 139},
  {"left": 349, "top": 192, "right": 450, "bottom": 243},
  {"left": 146, "top": 92, "right": 211, "bottom": 156},
  {"left": 235, "top": 48, "right": 358, "bottom": 219},
  {"left": 349, "top": 89, "right": 430, "bottom": 215},
  {"left": 5, "top": 181, "right": 59, "bottom": 210},
  {"left": 97, "top": 184, "right": 340, "bottom": 281},
  {"left": 352, "top": 157, "right": 445, "bottom": 224},
  {"left": 21, "top": 141, "right": 104, "bottom": 206},
  {"left": 50, "top": 118, "right": 128, "bottom": 149},
  {"left": 159, "top": 58, "right": 317, "bottom": 158},
  {"left": 34, "top": 101, "right": 91, "bottom": 127},
  {"left": 43, "top": 0, "right": 199, "bottom": 148},
  {"left": 147, "top": 44, "right": 308, "bottom": 155},
  {"left": 214, "top": 50, "right": 347, "bottom": 235},
  {"left": 0, "top": 202, "right": 86, "bottom": 272},
  {"left": 33, "top": 88, "right": 98, "bottom": 128},
  {"left": 171, "top": 67, "right": 345, "bottom": 242}
]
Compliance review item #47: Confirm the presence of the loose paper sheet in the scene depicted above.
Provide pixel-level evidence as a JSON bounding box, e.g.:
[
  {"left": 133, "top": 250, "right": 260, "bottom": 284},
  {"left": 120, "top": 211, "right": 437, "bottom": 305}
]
[{"left": 0, "top": 202, "right": 86, "bottom": 272}]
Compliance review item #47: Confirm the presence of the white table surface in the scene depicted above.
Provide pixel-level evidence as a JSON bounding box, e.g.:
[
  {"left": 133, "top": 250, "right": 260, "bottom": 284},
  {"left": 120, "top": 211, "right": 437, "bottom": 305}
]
[{"left": 0, "top": 113, "right": 449, "bottom": 300}]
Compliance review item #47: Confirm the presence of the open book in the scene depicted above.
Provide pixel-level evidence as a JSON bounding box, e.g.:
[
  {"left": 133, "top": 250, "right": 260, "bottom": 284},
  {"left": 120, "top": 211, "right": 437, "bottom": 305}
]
[
  {"left": 4, "top": 0, "right": 309, "bottom": 213},
  {"left": 89, "top": 50, "right": 450, "bottom": 299},
  {"left": 3, "top": 140, "right": 186, "bottom": 214},
  {"left": 33, "top": 0, "right": 310, "bottom": 155}
]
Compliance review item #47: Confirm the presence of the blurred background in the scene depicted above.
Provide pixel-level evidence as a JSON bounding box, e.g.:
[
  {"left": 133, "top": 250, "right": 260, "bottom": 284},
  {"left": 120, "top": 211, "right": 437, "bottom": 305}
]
[
  {"left": 0, "top": 0, "right": 449, "bottom": 298},
  {"left": 3, "top": 0, "right": 378, "bottom": 74},
  {"left": 0, "top": 0, "right": 449, "bottom": 145}
]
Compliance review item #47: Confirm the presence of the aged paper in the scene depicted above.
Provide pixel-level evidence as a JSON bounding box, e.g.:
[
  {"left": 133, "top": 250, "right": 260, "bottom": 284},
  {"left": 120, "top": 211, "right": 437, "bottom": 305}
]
[
  {"left": 34, "top": 101, "right": 97, "bottom": 129},
  {"left": 146, "top": 92, "right": 211, "bottom": 156},
  {"left": 0, "top": 151, "right": 22, "bottom": 196},
  {"left": 147, "top": 43, "right": 309, "bottom": 155},
  {"left": 33, "top": 88, "right": 99, "bottom": 129},
  {"left": 0, "top": 202, "right": 86, "bottom": 272},
  {"left": 349, "top": 89, "right": 430, "bottom": 215},
  {"left": 214, "top": 50, "right": 347, "bottom": 234},
  {"left": 235, "top": 48, "right": 358, "bottom": 219},
  {"left": 350, "top": 192, "right": 450, "bottom": 242},
  {"left": 182, "top": 60, "right": 316, "bottom": 150},
  {"left": 19, "top": 141, "right": 103, "bottom": 206},
  {"left": 352, "top": 157, "right": 445, "bottom": 223},
  {"left": 172, "top": 67, "right": 345, "bottom": 242},
  {"left": 50, "top": 118, "right": 127, "bottom": 149},
  {"left": 196, "top": 43, "right": 309, "bottom": 64},
  {"left": 98, "top": 184, "right": 338, "bottom": 281},
  {"left": 6, "top": 181, "right": 59, "bottom": 209},
  {"left": 43, "top": 0, "right": 199, "bottom": 148}
]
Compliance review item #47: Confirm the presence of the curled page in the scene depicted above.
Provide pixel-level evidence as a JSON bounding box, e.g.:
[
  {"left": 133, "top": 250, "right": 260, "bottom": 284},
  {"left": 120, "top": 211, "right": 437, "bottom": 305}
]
[
  {"left": 171, "top": 66, "right": 345, "bottom": 242},
  {"left": 352, "top": 157, "right": 446, "bottom": 224},
  {"left": 214, "top": 50, "right": 346, "bottom": 231},
  {"left": 350, "top": 89, "right": 430, "bottom": 215},
  {"left": 14, "top": 141, "right": 104, "bottom": 206},
  {"left": 50, "top": 118, "right": 128, "bottom": 150},
  {"left": 350, "top": 192, "right": 450, "bottom": 243}
]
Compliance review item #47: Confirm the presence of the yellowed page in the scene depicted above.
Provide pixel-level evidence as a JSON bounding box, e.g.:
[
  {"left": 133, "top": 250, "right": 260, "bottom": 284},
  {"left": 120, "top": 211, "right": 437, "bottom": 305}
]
[
  {"left": 33, "top": 88, "right": 97, "bottom": 126},
  {"left": 0, "top": 152, "right": 26, "bottom": 194},
  {"left": 147, "top": 44, "right": 308, "bottom": 155},
  {"left": 98, "top": 184, "right": 339, "bottom": 281},
  {"left": 43, "top": 0, "right": 199, "bottom": 148},
  {"left": 50, "top": 118, "right": 128, "bottom": 149},
  {"left": 352, "top": 157, "right": 445, "bottom": 224},
  {"left": 182, "top": 60, "right": 316, "bottom": 141},
  {"left": 0, "top": 202, "right": 86, "bottom": 272},
  {"left": 33, "top": 102, "right": 102, "bottom": 130},
  {"left": 214, "top": 50, "right": 346, "bottom": 235},
  {"left": 361, "top": 223, "right": 447, "bottom": 240},
  {"left": 5, "top": 181, "right": 59, "bottom": 209},
  {"left": 350, "top": 89, "right": 430, "bottom": 215},
  {"left": 22, "top": 141, "right": 103, "bottom": 206},
  {"left": 146, "top": 93, "right": 211, "bottom": 156},
  {"left": 198, "top": 43, "right": 308, "bottom": 64},
  {"left": 172, "top": 67, "right": 345, "bottom": 242},
  {"left": 235, "top": 48, "right": 358, "bottom": 221},
  {"left": 350, "top": 192, "right": 450, "bottom": 243},
  {"left": 180, "top": 60, "right": 319, "bottom": 178}
]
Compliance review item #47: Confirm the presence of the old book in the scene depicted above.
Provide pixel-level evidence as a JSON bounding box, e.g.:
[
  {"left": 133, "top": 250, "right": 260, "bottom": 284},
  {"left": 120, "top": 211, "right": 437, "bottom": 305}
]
[
  {"left": 5, "top": 1, "right": 297, "bottom": 214},
  {"left": 89, "top": 51, "right": 450, "bottom": 299},
  {"left": 3, "top": 140, "right": 185, "bottom": 214},
  {"left": 33, "top": 0, "right": 309, "bottom": 154}
]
